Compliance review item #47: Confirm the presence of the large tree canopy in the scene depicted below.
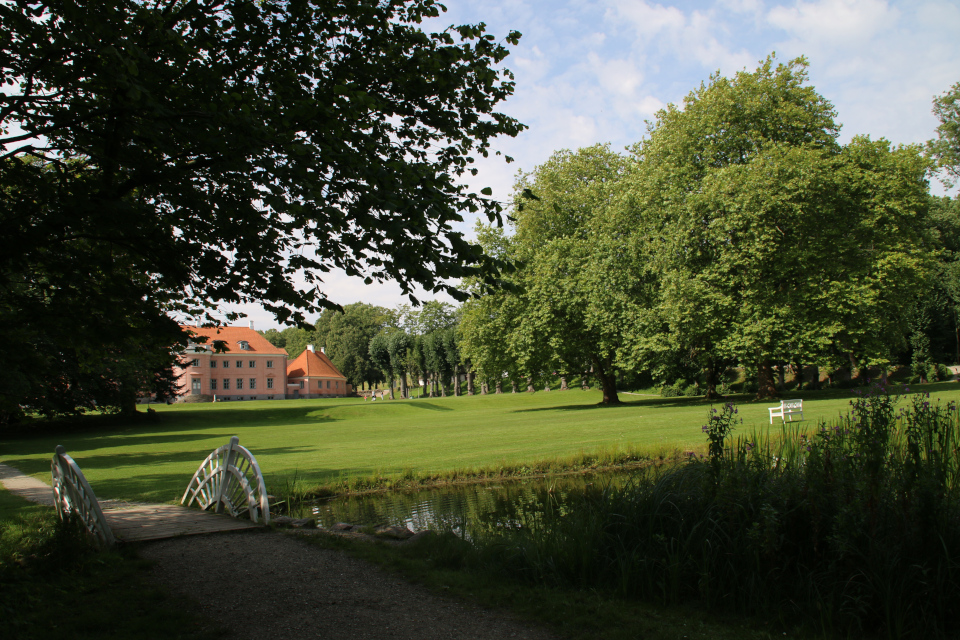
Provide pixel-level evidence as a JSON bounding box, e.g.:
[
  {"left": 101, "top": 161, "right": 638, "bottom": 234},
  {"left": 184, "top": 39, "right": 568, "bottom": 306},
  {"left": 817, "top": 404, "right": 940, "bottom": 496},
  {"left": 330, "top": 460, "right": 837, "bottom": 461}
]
[
  {"left": 0, "top": 0, "right": 523, "bottom": 419},
  {"left": 628, "top": 56, "right": 933, "bottom": 399},
  {"left": 929, "top": 81, "right": 960, "bottom": 189},
  {"left": 1, "top": 0, "right": 523, "bottom": 320}
]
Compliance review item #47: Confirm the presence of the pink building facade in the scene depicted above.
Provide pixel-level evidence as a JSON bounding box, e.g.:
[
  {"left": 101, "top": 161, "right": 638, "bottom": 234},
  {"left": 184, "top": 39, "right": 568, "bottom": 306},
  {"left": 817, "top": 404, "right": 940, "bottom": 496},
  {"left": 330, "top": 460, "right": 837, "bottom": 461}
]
[
  {"left": 286, "top": 345, "right": 352, "bottom": 398},
  {"left": 175, "top": 324, "right": 289, "bottom": 401}
]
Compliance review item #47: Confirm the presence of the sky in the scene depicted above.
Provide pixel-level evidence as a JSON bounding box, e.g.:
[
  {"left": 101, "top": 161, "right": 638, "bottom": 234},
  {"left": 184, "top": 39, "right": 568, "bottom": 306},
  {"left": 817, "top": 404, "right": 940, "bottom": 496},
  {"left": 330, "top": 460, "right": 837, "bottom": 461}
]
[{"left": 229, "top": 0, "right": 960, "bottom": 331}]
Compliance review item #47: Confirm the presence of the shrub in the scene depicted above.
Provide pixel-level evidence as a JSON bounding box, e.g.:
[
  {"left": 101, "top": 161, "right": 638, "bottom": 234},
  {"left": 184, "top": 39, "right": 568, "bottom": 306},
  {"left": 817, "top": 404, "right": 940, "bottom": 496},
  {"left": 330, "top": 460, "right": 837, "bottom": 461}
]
[
  {"left": 659, "top": 380, "right": 686, "bottom": 397},
  {"left": 460, "top": 385, "right": 960, "bottom": 638}
]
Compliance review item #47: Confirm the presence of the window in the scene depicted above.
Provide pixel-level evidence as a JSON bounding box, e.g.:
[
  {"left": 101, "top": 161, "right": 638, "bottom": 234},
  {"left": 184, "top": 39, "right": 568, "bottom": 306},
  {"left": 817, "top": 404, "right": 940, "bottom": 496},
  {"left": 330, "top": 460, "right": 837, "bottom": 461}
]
[
  {"left": 266, "top": 360, "right": 274, "bottom": 368},
  {"left": 211, "top": 360, "right": 217, "bottom": 368},
  {"left": 249, "top": 378, "right": 256, "bottom": 390},
  {"left": 223, "top": 360, "right": 229, "bottom": 368},
  {"left": 249, "top": 360, "right": 256, "bottom": 368},
  {"left": 326, "top": 380, "right": 331, "bottom": 389},
  {"left": 190, "top": 359, "right": 199, "bottom": 367},
  {"left": 236, "top": 360, "right": 243, "bottom": 368},
  {"left": 223, "top": 378, "right": 230, "bottom": 390},
  {"left": 236, "top": 378, "right": 243, "bottom": 390},
  {"left": 211, "top": 379, "right": 218, "bottom": 391},
  {"left": 299, "top": 381, "right": 304, "bottom": 389},
  {"left": 266, "top": 378, "right": 274, "bottom": 389}
]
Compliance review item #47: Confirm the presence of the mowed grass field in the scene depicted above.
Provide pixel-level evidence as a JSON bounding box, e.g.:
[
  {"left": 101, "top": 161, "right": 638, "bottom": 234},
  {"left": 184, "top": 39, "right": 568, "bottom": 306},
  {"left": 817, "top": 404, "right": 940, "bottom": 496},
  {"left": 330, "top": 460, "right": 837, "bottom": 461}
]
[{"left": 2, "top": 382, "right": 959, "bottom": 504}]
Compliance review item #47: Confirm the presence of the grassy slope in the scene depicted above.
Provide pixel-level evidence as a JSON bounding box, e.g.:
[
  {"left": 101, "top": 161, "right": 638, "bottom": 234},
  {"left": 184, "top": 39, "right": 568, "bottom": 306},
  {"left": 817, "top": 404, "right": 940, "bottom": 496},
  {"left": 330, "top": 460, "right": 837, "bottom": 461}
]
[{"left": 2, "top": 383, "right": 958, "bottom": 504}]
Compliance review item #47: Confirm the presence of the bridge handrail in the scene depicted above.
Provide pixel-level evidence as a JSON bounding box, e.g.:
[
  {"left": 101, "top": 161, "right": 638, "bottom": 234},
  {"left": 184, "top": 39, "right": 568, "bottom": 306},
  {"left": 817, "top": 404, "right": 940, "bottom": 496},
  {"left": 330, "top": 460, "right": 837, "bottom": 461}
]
[
  {"left": 181, "top": 436, "right": 270, "bottom": 524},
  {"left": 51, "top": 445, "right": 116, "bottom": 546}
]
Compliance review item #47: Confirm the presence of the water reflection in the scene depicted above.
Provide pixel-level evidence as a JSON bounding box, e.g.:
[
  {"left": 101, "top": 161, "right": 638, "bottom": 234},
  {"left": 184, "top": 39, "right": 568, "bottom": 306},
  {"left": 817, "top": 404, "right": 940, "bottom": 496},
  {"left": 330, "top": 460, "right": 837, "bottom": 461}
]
[{"left": 293, "top": 470, "right": 642, "bottom": 534}]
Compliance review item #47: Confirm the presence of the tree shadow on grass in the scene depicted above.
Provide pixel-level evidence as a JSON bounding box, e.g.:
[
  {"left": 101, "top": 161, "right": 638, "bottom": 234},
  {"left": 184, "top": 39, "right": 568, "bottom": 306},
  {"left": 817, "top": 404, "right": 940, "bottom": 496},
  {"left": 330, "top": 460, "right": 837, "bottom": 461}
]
[
  {"left": 402, "top": 402, "right": 454, "bottom": 412},
  {"left": 0, "top": 406, "right": 345, "bottom": 454},
  {"left": 513, "top": 396, "right": 713, "bottom": 413},
  {"left": 2, "top": 444, "right": 318, "bottom": 479}
]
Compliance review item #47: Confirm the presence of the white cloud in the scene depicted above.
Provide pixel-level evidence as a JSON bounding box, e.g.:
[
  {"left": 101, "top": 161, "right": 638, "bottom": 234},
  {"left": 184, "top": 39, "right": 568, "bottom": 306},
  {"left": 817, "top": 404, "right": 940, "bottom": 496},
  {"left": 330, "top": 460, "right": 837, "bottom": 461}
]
[
  {"left": 587, "top": 52, "right": 644, "bottom": 96},
  {"left": 767, "top": 0, "right": 898, "bottom": 44},
  {"left": 718, "top": 0, "right": 764, "bottom": 13}
]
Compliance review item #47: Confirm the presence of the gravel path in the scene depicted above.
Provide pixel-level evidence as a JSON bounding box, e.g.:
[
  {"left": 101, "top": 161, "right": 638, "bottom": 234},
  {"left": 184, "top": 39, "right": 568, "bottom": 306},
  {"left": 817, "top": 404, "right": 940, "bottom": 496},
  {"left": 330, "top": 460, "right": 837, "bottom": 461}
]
[
  {"left": 140, "top": 529, "right": 560, "bottom": 640},
  {"left": 2, "top": 462, "right": 555, "bottom": 638}
]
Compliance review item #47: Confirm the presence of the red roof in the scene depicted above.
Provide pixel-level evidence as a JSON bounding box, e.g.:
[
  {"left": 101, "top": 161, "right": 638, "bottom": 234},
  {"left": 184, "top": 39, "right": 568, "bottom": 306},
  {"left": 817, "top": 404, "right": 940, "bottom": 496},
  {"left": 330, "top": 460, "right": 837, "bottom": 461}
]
[
  {"left": 181, "top": 325, "right": 289, "bottom": 356},
  {"left": 287, "top": 348, "right": 346, "bottom": 379}
]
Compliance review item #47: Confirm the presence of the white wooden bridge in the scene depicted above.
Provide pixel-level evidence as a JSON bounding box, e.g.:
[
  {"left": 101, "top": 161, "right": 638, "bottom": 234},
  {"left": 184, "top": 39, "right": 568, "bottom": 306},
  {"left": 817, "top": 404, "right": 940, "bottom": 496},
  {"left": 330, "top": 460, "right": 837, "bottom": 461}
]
[{"left": 2, "top": 436, "right": 269, "bottom": 543}]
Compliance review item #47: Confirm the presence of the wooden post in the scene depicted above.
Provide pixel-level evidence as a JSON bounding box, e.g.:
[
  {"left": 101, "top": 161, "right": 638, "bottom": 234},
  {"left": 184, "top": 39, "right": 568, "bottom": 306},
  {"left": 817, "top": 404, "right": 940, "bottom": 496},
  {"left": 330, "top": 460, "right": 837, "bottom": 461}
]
[{"left": 215, "top": 436, "right": 239, "bottom": 514}]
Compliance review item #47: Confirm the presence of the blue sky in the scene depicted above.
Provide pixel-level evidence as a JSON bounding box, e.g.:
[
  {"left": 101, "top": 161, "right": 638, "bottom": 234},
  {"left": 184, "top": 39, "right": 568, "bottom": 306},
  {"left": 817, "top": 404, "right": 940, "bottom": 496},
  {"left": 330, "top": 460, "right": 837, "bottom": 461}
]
[{"left": 235, "top": 0, "right": 960, "bottom": 330}]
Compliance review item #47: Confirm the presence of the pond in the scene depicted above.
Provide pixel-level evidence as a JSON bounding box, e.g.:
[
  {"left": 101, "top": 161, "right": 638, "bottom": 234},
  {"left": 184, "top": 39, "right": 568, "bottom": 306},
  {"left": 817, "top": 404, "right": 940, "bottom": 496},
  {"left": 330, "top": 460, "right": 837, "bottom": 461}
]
[{"left": 289, "top": 468, "right": 647, "bottom": 535}]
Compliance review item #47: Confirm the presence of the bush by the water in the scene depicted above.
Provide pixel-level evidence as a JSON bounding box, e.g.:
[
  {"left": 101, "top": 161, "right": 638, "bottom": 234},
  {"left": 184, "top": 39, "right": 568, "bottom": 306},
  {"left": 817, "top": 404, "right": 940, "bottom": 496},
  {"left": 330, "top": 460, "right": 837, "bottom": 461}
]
[{"left": 459, "top": 384, "right": 960, "bottom": 638}]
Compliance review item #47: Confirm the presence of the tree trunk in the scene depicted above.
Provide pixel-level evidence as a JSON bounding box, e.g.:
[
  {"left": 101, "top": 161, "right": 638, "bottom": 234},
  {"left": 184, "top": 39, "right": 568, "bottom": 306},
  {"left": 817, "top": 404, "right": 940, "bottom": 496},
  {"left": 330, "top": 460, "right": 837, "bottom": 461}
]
[
  {"left": 526, "top": 376, "right": 535, "bottom": 393},
  {"left": 777, "top": 363, "right": 785, "bottom": 390},
  {"left": 792, "top": 359, "right": 803, "bottom": 391},
  {"left": 453, "top": 366, "right": 461, "bottom": 396},
  {"left": 560, "top": 376, "right": 568, "bottom": 390},
  {"left": 428, "top": 375, "right": 434, "bottom": 397},
  {"left": 591, "top": 355, "right": 620, "bottom": 405},
  {"left": 848, "top": 352, "right": 860, "bottom": 384},
  {"left": 543, "top": 384, "right": 550, "bottom": 392},
  {"left": 389, "top": 377, "right": 395, "bottom": 400},
  {"left": 756, "top": 359, "right": 778, "bottom": 400},
  {"left": 467, "top": 369, "right": 475, "bottom": 395},
  {"left": 581, "top": 372, "right": 590, "bottom": 390},
  {"left": 511, "top": 380, "right": 518, "bottom": 393},
  {"left": 481, "top": 382, "right": 488, "bottom": 395},
  {"left": 495, "top": 380, "right": 502, "bottom": 393},
  {"left": 704, "top": 358, "right": 723, "bottom": 400}
]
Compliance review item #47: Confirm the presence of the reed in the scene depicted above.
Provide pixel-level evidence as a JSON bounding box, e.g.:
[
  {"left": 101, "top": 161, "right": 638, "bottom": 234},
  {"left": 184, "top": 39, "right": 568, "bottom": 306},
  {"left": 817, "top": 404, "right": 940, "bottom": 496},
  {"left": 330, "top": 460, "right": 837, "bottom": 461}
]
[{"left": 459, "top": 384, "right": 960, "bottom": 638}]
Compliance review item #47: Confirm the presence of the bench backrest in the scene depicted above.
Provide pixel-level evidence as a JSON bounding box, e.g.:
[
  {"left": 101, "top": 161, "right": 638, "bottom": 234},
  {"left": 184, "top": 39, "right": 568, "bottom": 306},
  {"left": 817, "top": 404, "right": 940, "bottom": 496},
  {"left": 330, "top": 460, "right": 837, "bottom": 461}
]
[{"left": 783, "top": 399, "right": 802, "bottom": 410}]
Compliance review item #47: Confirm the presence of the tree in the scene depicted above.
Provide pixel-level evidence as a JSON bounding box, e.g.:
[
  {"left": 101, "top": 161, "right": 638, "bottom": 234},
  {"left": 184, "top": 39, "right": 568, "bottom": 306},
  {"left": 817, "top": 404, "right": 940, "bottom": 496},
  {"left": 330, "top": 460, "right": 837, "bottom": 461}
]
[
  {"left": 388, "top": 331, "right": 412, "bottom": 398},
  {"left": 459, "top": 224, "right": 524, "bottom": 395},
  {"left": 311, "top": 303, "right": 392, "bottom": 390},
  {"left": 1, "top": 0, "right": 523, "bottom": 417},
  {"left": 928, "top": 81, "right": 960, "bottom": 189},
  {"left": 501, "top": 145, "right": 637, "bottom": 404},
  {"left": 368, "top": 331, "right": 394, "bottom": 398},
  {"left": 630, "top": 56, "right": 933, "bottom": 399}
]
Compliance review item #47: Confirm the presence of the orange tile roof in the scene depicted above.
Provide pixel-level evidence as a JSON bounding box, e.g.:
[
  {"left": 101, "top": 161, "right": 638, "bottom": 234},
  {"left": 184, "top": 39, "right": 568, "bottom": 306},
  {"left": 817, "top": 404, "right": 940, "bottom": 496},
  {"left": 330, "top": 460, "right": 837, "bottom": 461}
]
[
  {"left": 287, "top": 348, "right": 346, "bottom": 379},
  {"left": 181, "top": 325, "right": 289, "bottom": 356}
]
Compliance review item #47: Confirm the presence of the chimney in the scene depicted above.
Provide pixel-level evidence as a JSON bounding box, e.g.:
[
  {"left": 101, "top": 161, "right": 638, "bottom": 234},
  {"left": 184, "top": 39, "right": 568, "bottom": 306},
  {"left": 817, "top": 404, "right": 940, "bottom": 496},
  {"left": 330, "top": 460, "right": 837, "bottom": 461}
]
[
  {"left": 307, "top": 345, "right": 314, "bottom": 353},
  {"left": 249, "top": 320, "right": 255, "bottom": 330},
  {"left": 321, "top": 346, "right": 325, "bottom": 354}
]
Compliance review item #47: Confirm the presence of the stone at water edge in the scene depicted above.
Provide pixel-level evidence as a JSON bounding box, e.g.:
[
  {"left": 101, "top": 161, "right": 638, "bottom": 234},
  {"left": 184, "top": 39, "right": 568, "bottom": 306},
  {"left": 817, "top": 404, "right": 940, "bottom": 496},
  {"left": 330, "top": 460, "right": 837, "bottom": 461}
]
[
  {"left": 374, "top": 525, "right": 415, "bottom": 540},
  {"left": 271, "top": 516, "right": 317, "bottom": 528},
  {"left": 405, "top": 530, "right": 437, "bottom": 544},
  {"left": 333, "top": 522, "right": 356, "bottom": 531},
  {"left": 291, "top": 518, "right": 316, "bottom": 528}
]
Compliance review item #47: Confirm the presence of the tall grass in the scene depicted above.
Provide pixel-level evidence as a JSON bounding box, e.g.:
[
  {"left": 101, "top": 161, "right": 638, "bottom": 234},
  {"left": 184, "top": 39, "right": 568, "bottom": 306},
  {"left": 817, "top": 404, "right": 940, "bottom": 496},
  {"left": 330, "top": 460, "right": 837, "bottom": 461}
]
[{"left": 458, "top": 384, "right": 960, "bottom": 638}]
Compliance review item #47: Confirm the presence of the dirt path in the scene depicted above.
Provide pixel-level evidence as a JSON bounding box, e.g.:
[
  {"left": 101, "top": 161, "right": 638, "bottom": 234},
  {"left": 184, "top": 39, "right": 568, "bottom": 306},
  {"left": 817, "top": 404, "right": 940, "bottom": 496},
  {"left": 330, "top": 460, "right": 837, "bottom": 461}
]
[
  {"left": 140, "top": 529, "right": 558, "bottom": 640},
  {"left": 3, "top": 461, "right": 556, "bottom": 638}
]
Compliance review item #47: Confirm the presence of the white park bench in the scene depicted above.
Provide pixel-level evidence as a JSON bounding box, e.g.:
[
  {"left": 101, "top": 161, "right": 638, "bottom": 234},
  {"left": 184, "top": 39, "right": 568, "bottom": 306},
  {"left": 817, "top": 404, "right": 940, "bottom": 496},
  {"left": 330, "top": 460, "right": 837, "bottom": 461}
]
[{"left": 769, "top": 399, "right": 803, "bottom": 424}]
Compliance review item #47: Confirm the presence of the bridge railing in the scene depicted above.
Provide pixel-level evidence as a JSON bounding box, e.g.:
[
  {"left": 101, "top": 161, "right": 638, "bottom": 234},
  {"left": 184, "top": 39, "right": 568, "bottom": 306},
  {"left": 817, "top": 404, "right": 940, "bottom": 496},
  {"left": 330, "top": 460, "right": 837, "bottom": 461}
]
[
  {"left": 181, "top": 436, "right": 270, "bottom": 524},
  {"left": 51, "top": 445, "right": 116, "bottom": 546}
]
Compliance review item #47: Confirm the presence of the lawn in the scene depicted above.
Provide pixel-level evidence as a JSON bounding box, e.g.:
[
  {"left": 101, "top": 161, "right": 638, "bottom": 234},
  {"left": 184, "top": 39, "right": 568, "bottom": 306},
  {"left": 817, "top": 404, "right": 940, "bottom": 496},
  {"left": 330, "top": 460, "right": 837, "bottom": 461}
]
[{"left": 2, "top": 382, "right": 958, "bottom": 504}]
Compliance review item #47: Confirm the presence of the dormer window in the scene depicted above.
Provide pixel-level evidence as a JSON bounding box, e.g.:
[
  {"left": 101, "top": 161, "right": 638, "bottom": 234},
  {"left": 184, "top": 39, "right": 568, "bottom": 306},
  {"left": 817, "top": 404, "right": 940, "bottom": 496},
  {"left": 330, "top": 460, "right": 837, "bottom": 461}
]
[{"left": 238, "top": 340, "right": 250, "bottom": 351}]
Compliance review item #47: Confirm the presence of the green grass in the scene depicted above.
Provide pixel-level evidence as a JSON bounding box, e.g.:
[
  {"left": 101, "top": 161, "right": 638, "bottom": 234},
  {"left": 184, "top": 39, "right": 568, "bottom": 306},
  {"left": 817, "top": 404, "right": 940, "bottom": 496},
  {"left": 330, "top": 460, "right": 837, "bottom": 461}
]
[
  {"left": 0, "top": 485, "right": 223, "bottom": 640},
  {"left": 2, "top": 382, "right": 958, "bottom": 504},
  {"left": 300, "top": 531, "right": 813, "bottom": 640}
]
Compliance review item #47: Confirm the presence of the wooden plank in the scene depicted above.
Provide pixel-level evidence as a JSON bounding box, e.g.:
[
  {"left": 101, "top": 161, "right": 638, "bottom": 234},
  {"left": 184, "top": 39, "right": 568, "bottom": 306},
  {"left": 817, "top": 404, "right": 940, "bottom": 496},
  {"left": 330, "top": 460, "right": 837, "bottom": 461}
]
[{"left": 102, "top": 504, "right": 260, "bottom": 542}]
